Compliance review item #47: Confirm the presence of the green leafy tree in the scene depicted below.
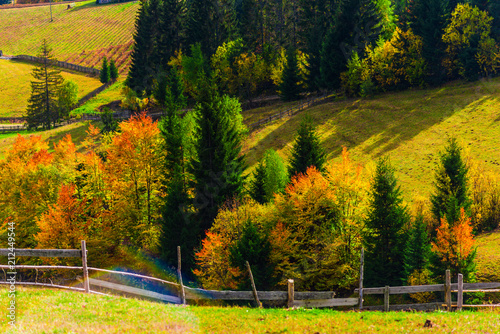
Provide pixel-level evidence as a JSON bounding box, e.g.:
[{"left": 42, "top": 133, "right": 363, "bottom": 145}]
[
  {"left": 100, "top": 57, "right": 110, "bottom": 84},
  {"left": 364, "top": 158, "right": 410, "bottom": 287},
  {"left": 279, "top": 47, "right": 301, "bottom": 101},
  {"left": 25, "top": 40, "right": 64, "bottom": 130},
  {"left": 229, "top": 220, "right": 276, "bottom": 290},
  {"left": 250, "top": 149, "right": 288, "bottom": 204},
  {"left": 192, "top": 80, "right": 246, "bottom": 239},
  {"left": 288, "top": 116, "right": 326, "bottom": 178},
  {"left": 430, "top": 138, "right": 470, "bottom": 229},
  {"left": 109, "top": 59, "right": 119, "bottom": 81},
  {"left": 57, "top": 80, "right": 78, "bottom": 120}
]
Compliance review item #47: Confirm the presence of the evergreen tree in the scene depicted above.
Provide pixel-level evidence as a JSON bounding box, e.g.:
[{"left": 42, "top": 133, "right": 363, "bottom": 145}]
[
  {"left": 237, "top": 0, "right": 259, "bottom": 49},
  {"left": 229, "top": 220, "right": 276, "bottom": 290},
  {"left": 364, "top": 157, "right": 410, "bottom": 287},
  {"left": 184, "top": 0, "right": 218, "bottom": 56},
  {"left": 25, "top": 40, "right": 64, "bottom": 130},
  {"left": 126, "top": 0, "right": 155, "bottom": 96},
  {"left": 157, "top": 0, "right": 184, "bottom": 69},
  {"left": 100, "top": 57, "right": 110, "bottom": 84},
  {"left": 250, "top": 162, "right": 267, "bottom": 204},
  {"left": 109, "top": 59, "right": 119, "bottom": 81},
  {"left": 403, "top": 214, "right": 431, "bottom": 283},
  {"left": 288, "top": 116, "right": 326, "bottom": 178},
  {"left": 279, "top": 47, "right": 301, "bottom": 101},
  {"left": 409, "top": 0, "right": 449, "bottom": 85},
  {"left": 430, "top": 138, "right": 470, "bottom": 227},
  {"left": 159, "top": 109, "right": 197, "bottom": 270},
  {"left": 192, "top": 79, "right": 246, "bottom": 237}
]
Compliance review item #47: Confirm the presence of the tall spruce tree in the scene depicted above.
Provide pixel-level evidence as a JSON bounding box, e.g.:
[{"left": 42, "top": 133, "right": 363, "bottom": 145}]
[
  {"left": 430, "top": 138, "right": 470, "bottom": 227},
  {"left": 288, "top": 116, "right": 326, "bottom": 178},
  {"left": 409, "top": 0, "right": 449, "bottom": 85},
  {"left": 109, "top": 59, "right": 118, "bottom": 81},
  {"left": 25, "top": 40, "right": 64, "bottom": 130},
  {"left": 191, "top": 79, "right": 246, "bottom": 237},
  {"left": 100, "top": 57, "right": 110, "bottom": 84},
  {"left": 280, "top": 47, "right": 301, "bottom": 101},
  {"left": 364, "top": 157, "right": 410, "bottom": 287},
  {"left": 250, "top": 162, "right": 267, "bottom": 204},
  {"left": 250, "top": 149, "right": 288, "bottom": 204},
  {"left": 126, "top": 0, "right": 154, "bottom": 96},
  {"left": 157, "top": 0, "right": 183, "bottom": 70},
  {"left": 184, "top": 0, "right": 218, "bottom": 56},
  {"left": 159, "top": 90, "right": 197, "bottom": 270}
]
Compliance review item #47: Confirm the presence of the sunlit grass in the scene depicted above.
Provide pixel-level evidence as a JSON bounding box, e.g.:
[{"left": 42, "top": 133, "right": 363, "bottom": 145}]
[
  {"left": 0, "top": 59, "right": 102, "bottom": 117},
  {"left": 1, "top": 287, "right": 499, "bottom": 333}
]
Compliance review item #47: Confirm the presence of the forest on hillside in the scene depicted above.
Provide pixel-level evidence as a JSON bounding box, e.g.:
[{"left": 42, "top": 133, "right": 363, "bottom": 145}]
[{"left": 3, "top": 0, "right": 500, "bottom": 296}]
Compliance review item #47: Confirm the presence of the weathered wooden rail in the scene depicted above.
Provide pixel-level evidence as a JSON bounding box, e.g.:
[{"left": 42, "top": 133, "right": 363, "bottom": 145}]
[{"left": 249, "top": 92, "right": 334, "bottom": 129}]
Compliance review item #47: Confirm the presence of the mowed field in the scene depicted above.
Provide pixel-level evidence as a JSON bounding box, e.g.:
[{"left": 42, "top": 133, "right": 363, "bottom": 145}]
[
  {"left": 1, "top": 287, "right": 500, "bottom": 334},
  {"left": 0, "top": 59, "right": 102, "bottom": 117},
  {"left": 243, "top": 77, "right": 500, "bottom": 201},
  {"left": 0, "top": 0, "right": 138, "bottom": 73}
]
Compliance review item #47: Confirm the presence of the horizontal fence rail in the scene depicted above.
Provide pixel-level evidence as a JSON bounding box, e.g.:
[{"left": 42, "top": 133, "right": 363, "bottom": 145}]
[
  {"left": 0, "top": 249, "right": 82, "bottom": 258},
  {"left": 14, "top": 55, "right": 100, "bottom": 76}
]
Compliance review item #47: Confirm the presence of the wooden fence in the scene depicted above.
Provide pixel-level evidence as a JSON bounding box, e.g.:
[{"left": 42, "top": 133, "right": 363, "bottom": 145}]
[
  {"left": 249, "top": 92, "right": 334, "bottom": 129},
  {"left": 14, "top": 55, "right": 100, "bottom": 76},
  {"left": 1, "top": 243, "right": 499, "bottom": 311}
]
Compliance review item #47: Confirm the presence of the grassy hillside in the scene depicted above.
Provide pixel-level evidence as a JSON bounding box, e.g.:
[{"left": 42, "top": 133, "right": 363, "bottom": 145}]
[
  {"left": 243, "top": 78, "right": 500, "bottom": 200},
  {"left": 0, "top": 59, "right": 102, "bottom": 117},
  {"left": 1, "top": 287, "right": 499, "bottom": 333},
  {"left": 0, "top": 0, "right": 137, "bottom": 72}
]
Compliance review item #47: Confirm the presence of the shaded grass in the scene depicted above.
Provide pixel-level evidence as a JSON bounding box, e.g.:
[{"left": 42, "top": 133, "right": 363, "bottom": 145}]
[
  {"left": 72, "top": 79, "right": 125, "bottom": 115},
  {"left": 0, "top": 59, "right": 102, "bottom": 117},
  {"left": 1, "top": 287, "right": 500, "bottom": 333}
]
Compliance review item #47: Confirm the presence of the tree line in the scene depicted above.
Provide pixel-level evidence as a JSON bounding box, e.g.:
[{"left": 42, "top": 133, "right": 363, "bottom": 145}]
[{"left": 126, "top": 0, "right": 500, "bottom": 102}]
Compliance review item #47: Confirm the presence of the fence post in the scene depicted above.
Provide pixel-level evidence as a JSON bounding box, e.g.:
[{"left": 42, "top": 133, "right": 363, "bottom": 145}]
[
  {"left": 457, "top": 273, "right": 463, "bottom": 311},
  {"left": 245, "top": 261, "right": 262, "bottom": 308},
  {"left": 384, "top": 286, "right": 390, "bottom": 312},
  {"left": 287, "top": 279, "right": 294, "bottom": 309},
  {"left": 358, "top": 248, "right": 364, "bottom": 310},
  {"left": 445, "top": 269, "right": 451, "bottom": 311},
  {"left": 177, "top": 246, "right": 186, "bottom": 305},
  {"left": 81, "top": 240, "right": 89, "bottom": 293}
]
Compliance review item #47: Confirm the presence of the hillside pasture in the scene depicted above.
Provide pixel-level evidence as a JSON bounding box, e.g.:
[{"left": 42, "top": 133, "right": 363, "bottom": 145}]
[
  {"left": 0, "top": 59, "right": 102, "bottom": 117},
  {"left": 0, "top": 0, "right": 137, "bottom": 73}
]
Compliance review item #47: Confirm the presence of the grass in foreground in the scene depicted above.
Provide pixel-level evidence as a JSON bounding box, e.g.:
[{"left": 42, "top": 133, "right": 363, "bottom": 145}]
[
  {"left": 1, "top": 287, "right": 500, "bottom": 333},
  {"left": 0, "top": 59, "right": 102, "bottom": 117}
]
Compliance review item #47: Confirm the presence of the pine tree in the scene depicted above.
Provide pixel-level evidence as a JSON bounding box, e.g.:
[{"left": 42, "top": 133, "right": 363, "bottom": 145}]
[
  {"left": 109, "top": 59, "right": 118, "bottom": 81},
  {"left": 250, "top": 162, "right": 267, "bottom": 204},
  {"left": 364, "top": 157, "right": 410, "bottom": 287},
  {"left": 288, "top": 116, "right": 326, "bottom": 178},
  {"left": 431, "top": 138, "right": 470, "bottom": 228},
  {"left": 409, "top": 0, "right": 449, "bottom": 85},
  {"left": 192, "top": 79, "right": 246, "bottom": 237},
  {"left": 403, "top": 214, "right": 431, "bottom": 283},
  {"left": 159, "top": 104, "right": 198, "bottom": 270},
  {"left": 25, "top": 40, "right": 64, "bottom": 130},
  {"left": 126, "top": 0, "right": 154, "bottom": 96},
  {"left": 280, "top": 47, "right": 301, "bottom": 101},
  {"left": 184, "top": 0, "right": 217, "bottom": 56},
  {"left": 157, "top": 0, "right": 183, "bottom": 70},
  {"left": 100, "top": 57, "right": 110, "bottom": 84}
]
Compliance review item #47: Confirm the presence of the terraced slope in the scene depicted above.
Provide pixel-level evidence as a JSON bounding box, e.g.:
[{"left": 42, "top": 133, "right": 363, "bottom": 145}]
[{"left": 0, "top": 0, "right": 138, "bottom": 73}]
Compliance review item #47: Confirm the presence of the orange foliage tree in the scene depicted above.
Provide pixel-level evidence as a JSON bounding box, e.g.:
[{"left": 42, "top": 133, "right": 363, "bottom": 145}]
[
  {"left": 105, "top": 112, "right": 163, "bottom": 251},
  {"left": 432, "top": 208, "right": 476, "bottom": 280}
]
